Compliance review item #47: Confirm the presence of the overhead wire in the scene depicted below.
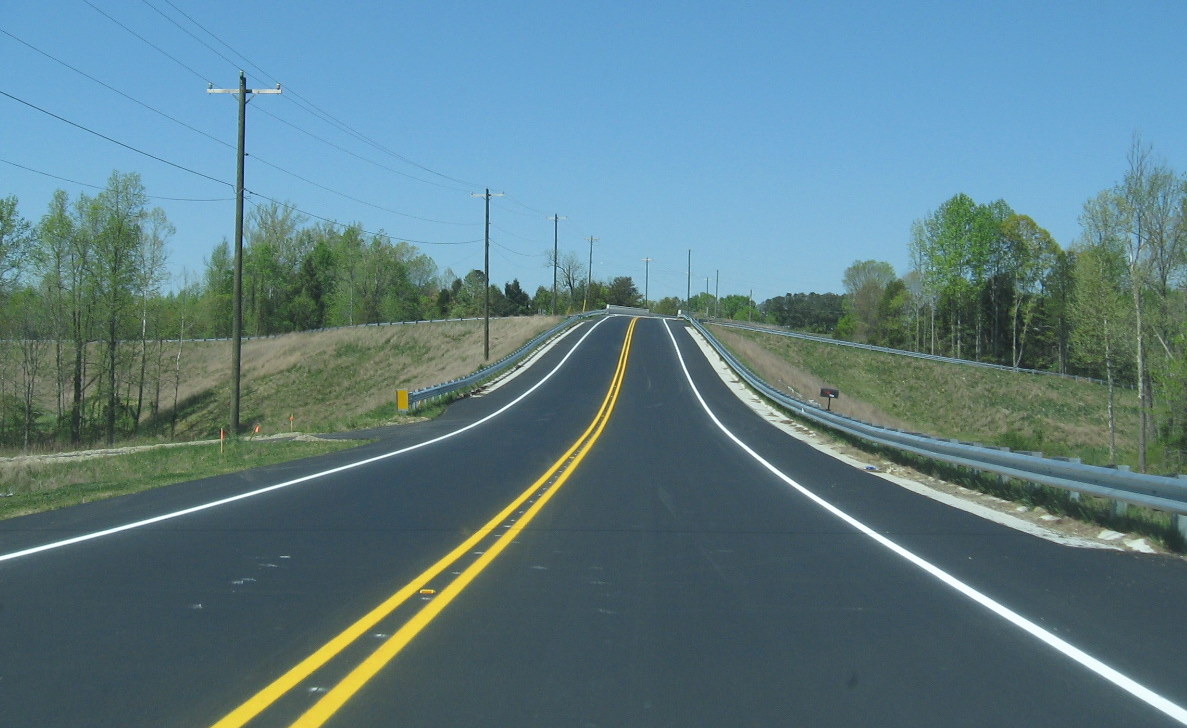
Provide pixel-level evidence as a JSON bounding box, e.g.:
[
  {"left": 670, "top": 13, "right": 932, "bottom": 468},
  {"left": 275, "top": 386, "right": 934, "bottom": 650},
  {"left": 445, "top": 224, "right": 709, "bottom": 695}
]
[
  {"left": 490, "top": 222, "right": 549, "bottom": 247},
  {"left": 147, "top": 0, "right": 481, "bottom": 192},
  {"left": 0, "top": 26, "right": 233, "bottom": 151},
  {"left": 138, "top": 0, "right": 241, "bottom": 71},
  {"left": 244, "top": 192, "right": 481, "bottom": 247},
  {"left": 79, "top": 2, "right": 487, "bottom": 228},
  {"left": 1, "top": 158, "right": 232, "bottom": 202},
  {"left": 253, "top": 105, "right": 463, "bottom": 191},
  {"left": 500, "top": 193, "right": 553, "bottom": 217},
  {"left": 70, "top": 1, "right": 576, "bottom": 272},
  {"left": 493, "top": 241, "right": 547, "bottom": 258},
  {"left": 81, "top": 0, "right": 214, "bottom": 85},
  {"left": 19, "top": 8, "right": 481, "bottom": 230},
  {"left": 247, "top": 154, "right": 478, "bottom": 226},
  {"left": 0, "top": 89, "right": 231, "bottom": 188}
]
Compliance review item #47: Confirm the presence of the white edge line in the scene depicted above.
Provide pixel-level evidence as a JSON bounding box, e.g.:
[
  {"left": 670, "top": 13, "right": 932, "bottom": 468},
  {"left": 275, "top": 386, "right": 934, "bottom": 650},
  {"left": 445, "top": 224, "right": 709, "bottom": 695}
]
[
  {"left": 0, "top": 318, "right": 609, "bottom": 564},
  {"left": 661, "top": 319, "right": 1187, "bottom": 725}
]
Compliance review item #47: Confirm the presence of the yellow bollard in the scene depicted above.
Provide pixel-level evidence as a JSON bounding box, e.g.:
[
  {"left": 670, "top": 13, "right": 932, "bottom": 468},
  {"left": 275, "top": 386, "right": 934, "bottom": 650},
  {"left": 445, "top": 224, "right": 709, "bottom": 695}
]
[{"left": 396, "top": 389, "right": 410, "bottom": 413}]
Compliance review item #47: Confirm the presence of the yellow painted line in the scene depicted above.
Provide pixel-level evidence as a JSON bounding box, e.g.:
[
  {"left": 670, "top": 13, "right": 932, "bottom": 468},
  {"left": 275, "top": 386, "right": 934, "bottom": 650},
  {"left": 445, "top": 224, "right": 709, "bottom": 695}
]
[
  {"left": 290, "top": 317, "right": 637, "bottom": 727},
  {"left": 210, "top": 317, "right": 637, "bottom": 728}
]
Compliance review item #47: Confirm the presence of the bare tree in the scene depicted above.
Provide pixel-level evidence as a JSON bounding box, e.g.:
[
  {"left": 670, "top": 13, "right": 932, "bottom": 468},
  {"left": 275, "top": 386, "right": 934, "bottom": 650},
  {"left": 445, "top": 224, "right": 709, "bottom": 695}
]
[
  {"left": 1119, "top": 134, "right": 1158, "bottom": 471},
  {"left": 549, "top": 250, "right": 585, "bottom": 313}
]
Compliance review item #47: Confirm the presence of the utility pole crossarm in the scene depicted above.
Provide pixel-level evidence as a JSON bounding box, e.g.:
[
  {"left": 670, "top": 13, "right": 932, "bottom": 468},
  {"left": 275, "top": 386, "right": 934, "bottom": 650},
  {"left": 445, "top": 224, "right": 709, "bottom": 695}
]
[{"left": 207, "top": 84, "right": 282, "bottom": 95}]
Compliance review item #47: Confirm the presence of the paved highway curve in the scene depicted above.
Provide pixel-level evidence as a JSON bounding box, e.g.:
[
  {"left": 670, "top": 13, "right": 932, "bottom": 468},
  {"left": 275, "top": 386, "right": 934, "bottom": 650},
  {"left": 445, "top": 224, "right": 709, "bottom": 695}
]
[{"left": 2, "top": 315, "right": 1187, "bottom": 727}]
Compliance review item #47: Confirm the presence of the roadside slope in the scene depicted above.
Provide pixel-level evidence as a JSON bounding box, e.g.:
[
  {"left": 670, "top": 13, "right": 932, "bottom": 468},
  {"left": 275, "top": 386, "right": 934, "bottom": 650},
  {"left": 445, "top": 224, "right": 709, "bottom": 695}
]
[
  {"left": 710, "top": 323, "right": 1142, "bottom": 469},
  {"left": 161, "top": 316, "right": 562, "bottom": 439}
]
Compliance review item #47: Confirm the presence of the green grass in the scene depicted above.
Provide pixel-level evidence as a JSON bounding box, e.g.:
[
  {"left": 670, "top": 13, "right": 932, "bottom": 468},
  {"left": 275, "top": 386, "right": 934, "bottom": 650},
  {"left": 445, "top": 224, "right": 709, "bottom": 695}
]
[
  {"left": 0, "top": 438, "right": 360, "bottom": 521},
  {"left": 0, "top": 317, "right": 562, "bottom": 524},
  {"left": 713, "top": 324, "right": 1144, "bottom": 469},
  {"left": 712, "top": 324, "right": 1186, "bottom": 552}
]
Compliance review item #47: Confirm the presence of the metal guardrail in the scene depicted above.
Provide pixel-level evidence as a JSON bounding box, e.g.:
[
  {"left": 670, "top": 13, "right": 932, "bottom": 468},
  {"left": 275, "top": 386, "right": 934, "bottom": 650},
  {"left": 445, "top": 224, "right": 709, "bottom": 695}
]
[
  {"left": 408, "top": 310, "right": 606, "bottom": 407},
  {"left": 685, "top": 315, "right": 1187, "bottom": 522},
  {"left": 706, "top": 318, "right": 1112, "bottom": 386}
]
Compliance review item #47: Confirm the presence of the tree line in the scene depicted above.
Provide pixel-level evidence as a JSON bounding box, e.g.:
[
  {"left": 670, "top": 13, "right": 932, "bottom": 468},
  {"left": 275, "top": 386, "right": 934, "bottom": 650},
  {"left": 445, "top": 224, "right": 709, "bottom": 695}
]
[
  {"left": 821, "top": 138, "right": 1186, "bottom": 471},
  {"left": 5, "top": 141, "right": 1183, "bottom": 470},
  {"left": 0, "top": 173, "right": 649, "bottom": 451}
]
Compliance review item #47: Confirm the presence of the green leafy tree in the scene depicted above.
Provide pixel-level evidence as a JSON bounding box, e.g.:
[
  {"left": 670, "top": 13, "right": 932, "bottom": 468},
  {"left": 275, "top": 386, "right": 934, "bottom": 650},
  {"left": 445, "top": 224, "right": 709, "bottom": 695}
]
[
  {"left": 0, "top": 195, "right": 33, "bottom": 293},
  {"left": 840, "top": 260, "right": 896, "bottom": 343},
  {"left": 503, "top": 279, "right": 532, "bottom": 315},
  {"left": 605, "top": 276, "right": 641, "bottom": 307},
  {"left": 1070, "top": 242, "right": 1132, "bottom": 463},
  {"left": 1000, "top": 214, "right": 1059, "bottom": 368},
  {"left": 90, "top": 172, "right": 150, "bottom": 444},
  {"left": 653, "top": 296, "right": 681, "bottom": 316}
]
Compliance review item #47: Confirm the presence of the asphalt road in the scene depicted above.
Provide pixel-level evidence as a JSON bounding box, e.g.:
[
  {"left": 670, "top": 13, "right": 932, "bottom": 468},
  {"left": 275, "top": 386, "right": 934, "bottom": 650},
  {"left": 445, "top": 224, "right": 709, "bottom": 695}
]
[{"left": 2, "top": 315, "right": 1187, "bottom": 727}]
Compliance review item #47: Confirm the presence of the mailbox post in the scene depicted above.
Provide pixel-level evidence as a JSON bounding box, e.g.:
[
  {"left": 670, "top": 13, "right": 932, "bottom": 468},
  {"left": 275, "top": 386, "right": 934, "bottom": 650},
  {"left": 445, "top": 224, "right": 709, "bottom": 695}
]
[{"left": 819, "top": 387, "right": 839, "bottom": 411}]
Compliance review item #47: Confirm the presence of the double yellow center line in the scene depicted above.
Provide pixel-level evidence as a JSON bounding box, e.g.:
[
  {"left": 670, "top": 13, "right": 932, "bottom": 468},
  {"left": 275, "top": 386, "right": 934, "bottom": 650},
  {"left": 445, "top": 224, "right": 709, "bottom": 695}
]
[{"left": 212, "top": 316, "right": 638, "bottom": 728}]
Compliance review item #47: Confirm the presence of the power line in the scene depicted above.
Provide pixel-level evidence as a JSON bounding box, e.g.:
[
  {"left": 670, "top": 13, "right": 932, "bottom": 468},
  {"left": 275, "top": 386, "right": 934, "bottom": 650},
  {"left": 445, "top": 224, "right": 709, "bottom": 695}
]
[
  {"left": 494, "top": 194, "right": 555, "bottom": 219},
  {"left": 155, "top": 0, "right": 274, "bottom": 83},
  {"left": 0, "top": 27, "right": 233, "bottom": 151},
  {"left": 244, "top": 192, "right": 481, "bottom": 247},
  {"left": 143, "top": 0, "right": 480, "bottom": 192},
  {"left": 77, "top": 1, "right": 575, "bottom": 250},
  {"left": 500, "top": 193, "right": 552, "bottom": 216},
  {"left": 0, "top": 89, "right": 230, "bottom": 188},
  {"left": 139, "top": 0, "right": 240, "bottom": 70},
  {"left": 247, "top": 153, "right": 478, "bottom": 226},
  {"left": 1, "top": 158, "right": 232, "bottom": 202},
  {"left": 493, "top": 241, "right": 546, "bottom": 258},
  {"left": 253, "top": 105, "right": 462, "bottom": 190},
  {"left": 490, "top": 222, "right": 547, "bottom": 245},
  {"left": 82, "top": 0, "right": 214, "bottom": 85}
]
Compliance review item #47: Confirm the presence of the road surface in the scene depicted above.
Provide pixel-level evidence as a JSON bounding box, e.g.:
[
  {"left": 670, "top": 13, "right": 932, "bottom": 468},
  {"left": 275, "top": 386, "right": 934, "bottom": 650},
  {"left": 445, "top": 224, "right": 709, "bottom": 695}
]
[{"left": 2, "top": 315, "right": 1186, "bottom": 727}]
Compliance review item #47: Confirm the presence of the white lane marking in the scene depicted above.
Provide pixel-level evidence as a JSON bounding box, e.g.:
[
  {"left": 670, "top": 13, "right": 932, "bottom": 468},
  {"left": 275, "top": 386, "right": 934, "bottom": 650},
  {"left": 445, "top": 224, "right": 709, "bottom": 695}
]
[
  {"left": 681, "top": 327, "right": 1115, "bottom": 551},
  {"left": 0, "top": 318, "right": 610, "bottom": 564},
  {"left": 661, "top": 319, "right": 1187, "bottom": 725}
]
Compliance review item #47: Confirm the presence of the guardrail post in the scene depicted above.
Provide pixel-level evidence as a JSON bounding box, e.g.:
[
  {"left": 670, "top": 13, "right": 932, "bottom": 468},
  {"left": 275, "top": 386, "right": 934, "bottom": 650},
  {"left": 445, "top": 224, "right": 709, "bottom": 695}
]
[
  {"left": 1017, "top": 452, "right": 1044, "bottom": 499},
  {"left": 1053, "top": 457, "right": 1083, "bottom": 503},
  {"left": 1111, "top": 465, "right": 1131, "bottom": 517},
  {"left": 1176, "top": 476, "right": 1187, "bottom": 540}
]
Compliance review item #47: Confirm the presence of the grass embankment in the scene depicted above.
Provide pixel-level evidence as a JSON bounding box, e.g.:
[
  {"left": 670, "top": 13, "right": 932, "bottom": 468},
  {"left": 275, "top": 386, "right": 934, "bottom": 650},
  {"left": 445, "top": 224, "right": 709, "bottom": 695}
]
[
  {"left": 0, "top": 439, "right": 356, "bottom": 520},
  {"left": 711, "top": 324, "right": 1142, "bottom": 468},
  {"left": 163, "top": 316, "right": 562, "bottom": 439},
  {"left": 711, "top": 324, "right": 1184, "bottom": 552},
  {"left": 1, "top": 316, "right": 563, "bottom": 521}
]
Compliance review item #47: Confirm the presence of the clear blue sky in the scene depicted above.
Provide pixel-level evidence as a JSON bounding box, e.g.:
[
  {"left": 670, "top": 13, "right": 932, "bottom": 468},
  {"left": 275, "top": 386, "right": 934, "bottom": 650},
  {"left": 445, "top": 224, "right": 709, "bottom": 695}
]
[{"left": 4, "top": 1, "right": 1187, "bottom": 303}]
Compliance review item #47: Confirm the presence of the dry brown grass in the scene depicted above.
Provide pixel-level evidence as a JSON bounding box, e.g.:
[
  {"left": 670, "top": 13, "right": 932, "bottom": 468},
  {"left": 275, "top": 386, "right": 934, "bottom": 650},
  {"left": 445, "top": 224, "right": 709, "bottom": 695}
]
[{"left": 166, "top": 316, "right": 562, "bottom": 438}]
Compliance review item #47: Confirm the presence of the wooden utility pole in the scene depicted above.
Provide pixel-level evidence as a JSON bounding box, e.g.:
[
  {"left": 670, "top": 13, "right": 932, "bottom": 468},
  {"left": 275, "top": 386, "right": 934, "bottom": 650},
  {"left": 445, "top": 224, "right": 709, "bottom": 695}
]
[
  {"left": 582, "top": 236, "right": 598, "bottom": 312},
  {"left": 471, "top": 189, "right": 503, "bottom": 359},
  {"left": 686, "top": 249, "right": 691, "bottom": 313},
  {"left": 549, "top": 214, "right": 565, "bottom": 315},
  {"left": 207, "top": 72, "right": 280, "bottom": 434},
  {"left": 642, "top": 257, "right": 652, "bottom": 307}
]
